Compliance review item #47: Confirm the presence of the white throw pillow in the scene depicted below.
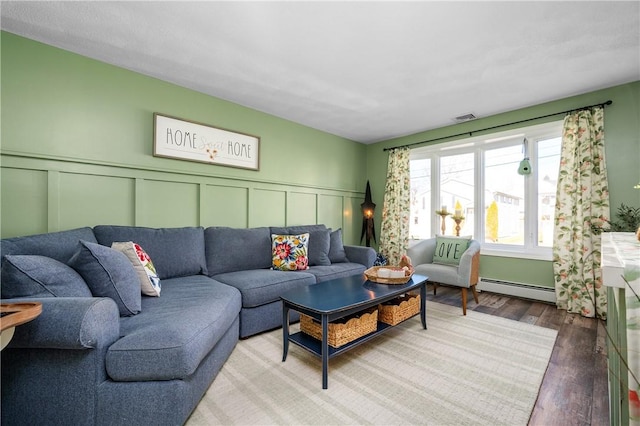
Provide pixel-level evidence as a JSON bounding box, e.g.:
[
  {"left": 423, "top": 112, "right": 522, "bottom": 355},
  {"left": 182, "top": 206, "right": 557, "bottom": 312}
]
[{"left": 111, "top": 241, "right": 161, "bottom": 296}]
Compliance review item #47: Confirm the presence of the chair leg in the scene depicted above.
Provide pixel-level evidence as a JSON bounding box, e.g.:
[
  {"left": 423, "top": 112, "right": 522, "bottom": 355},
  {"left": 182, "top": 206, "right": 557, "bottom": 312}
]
[
  {"left": 471, "top": 284, "right": 479, "bottom": 304},
  {"left": 433, "top": 282, "right": 438, "bottom": 295},
  {"left": 461, "top": 287, "right": 467, "bottom": 315}
]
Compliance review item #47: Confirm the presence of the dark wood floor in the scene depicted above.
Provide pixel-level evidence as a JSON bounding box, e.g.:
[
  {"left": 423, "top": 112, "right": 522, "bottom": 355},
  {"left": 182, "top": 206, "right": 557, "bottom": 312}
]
[{"left": 424, "top": 284, "right": 609, "bottom": 426}]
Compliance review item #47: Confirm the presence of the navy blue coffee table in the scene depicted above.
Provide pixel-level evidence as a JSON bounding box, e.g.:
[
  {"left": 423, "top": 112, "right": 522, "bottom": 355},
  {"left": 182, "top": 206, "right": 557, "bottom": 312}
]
[{"left": 281, "top": 273, "right": 428, "bottom": 389}]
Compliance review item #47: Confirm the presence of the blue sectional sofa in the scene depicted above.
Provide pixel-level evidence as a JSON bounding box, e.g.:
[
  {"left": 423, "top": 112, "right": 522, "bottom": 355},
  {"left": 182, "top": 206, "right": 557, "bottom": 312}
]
[{"left": 0, "top": 224, "right": 375, "bottom": 426}]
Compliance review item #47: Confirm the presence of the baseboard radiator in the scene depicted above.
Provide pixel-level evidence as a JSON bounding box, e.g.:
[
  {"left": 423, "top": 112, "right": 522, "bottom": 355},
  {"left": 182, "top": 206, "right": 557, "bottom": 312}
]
[{"left": 477, "top": 278, "right": 557, "bottom": 304}]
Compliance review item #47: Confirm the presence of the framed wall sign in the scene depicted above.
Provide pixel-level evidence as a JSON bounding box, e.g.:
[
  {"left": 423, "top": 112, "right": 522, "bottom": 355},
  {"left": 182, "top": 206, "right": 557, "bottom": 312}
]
[{"left": 153, "top": 113, "right": 260, "bottom": 171}]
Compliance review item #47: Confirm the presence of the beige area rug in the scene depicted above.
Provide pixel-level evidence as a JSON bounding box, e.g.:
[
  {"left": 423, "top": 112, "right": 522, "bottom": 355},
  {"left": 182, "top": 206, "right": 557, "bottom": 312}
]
[{"left": 187, "top": 301, "right": 558, "bottom": 426}]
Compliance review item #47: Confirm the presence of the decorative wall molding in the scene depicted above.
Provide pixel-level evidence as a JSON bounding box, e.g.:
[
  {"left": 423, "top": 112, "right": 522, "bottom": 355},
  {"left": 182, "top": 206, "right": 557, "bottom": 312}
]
[{"left": 0, "top": 153, "right": 364, "bottom": 242}]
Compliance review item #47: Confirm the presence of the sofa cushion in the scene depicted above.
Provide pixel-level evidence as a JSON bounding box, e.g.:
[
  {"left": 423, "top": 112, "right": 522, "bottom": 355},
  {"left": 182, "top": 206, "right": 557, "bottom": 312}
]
[
  {"left": 433, "top": 236, "right": 471, "bottom": 266},
  {"left": 328, "top": 228, "right": 349, "bottom": 263},
  {"left": 0, "top": 227, "right": 97, "bottom": 264},
  {"left": 94, "top": 225, "right": 208, "bottom": 279},
  {"left": 204, "top": 227, "right": 272, "bottom": 275},
  {"left": 111, "top": 242, "right": 161, "bottom": 297},
  {"left": 305, "top": 263, "right": 368, "bottom": 283},
  {"left": 414, "top": 262, "right": 461, "bottom": 286},
  {"left": 106, "top": 275, "right": 241, "bottom": 381},
  {"left": 1, "top": 255, "right": 92, "bottom": 298},
  {"left": 271, "top": 233, "right": 310, "bottom": 271},
  {"left": 212, "top": 269, "right": 316, "bottom": 308},
  {"left": 69, "top": 241, "right": 141, "bottom": 317},
  {"left": 270, "top": 225, "right": 331, "bottom": 266}
]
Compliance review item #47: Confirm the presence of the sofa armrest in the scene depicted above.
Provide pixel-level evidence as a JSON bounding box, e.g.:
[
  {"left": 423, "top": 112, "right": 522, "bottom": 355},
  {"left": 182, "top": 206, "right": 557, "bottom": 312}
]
[
  {"left": 3, "top": 297, "right": 120, "bottom": 350},
  {"left": 344, "top": 245, "right": 376, "bottom": 268}
]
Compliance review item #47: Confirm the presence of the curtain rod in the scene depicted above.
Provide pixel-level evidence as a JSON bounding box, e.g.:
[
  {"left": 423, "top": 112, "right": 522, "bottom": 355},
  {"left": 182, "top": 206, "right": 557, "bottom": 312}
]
[{"left": 383, "top": 100, "right": 613, "bottom": 152}]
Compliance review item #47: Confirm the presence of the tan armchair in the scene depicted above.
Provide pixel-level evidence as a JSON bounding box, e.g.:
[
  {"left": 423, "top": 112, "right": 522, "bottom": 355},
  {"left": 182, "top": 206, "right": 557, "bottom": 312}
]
[{"left": 407, "top": 238, "right": 480, "bottom": 315}]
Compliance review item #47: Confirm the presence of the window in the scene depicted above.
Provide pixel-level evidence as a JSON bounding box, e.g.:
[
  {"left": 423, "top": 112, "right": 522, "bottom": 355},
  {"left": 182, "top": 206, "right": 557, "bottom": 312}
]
[
  {"left": 536, "top": 137, "right": 561, "bottom": 247},
  {"left": 409, "top": 121, "right": 562, "bottom": 260},
  {"left": 409, "top": 158, "right": 431, "bottom": 239},
  {"left": 484, "top": 145, "right": 524, "bottom": 244},
  {"left": 441, "top": 152, "right": 475, "bottom": 237}
]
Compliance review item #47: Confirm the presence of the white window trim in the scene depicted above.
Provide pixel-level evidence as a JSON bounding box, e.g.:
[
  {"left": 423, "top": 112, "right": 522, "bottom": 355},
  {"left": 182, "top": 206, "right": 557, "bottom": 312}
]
[{"left": 410, "top": 120, "right": 562, "bottom": 261}]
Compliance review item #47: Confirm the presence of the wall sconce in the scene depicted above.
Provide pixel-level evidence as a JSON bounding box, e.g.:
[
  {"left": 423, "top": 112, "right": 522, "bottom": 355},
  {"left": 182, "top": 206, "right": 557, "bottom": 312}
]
[{"left": 360, "top": 180, "right": 376, "bottom": 247}]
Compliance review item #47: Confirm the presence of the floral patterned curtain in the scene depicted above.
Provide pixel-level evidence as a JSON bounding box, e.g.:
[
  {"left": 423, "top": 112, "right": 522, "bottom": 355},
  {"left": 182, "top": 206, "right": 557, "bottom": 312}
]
[
  {"left": 379, "top": 147, "right": 411, "bottom": 266},
  {"left": 553, "top": 106, "right": 610, "bottom": 319}
]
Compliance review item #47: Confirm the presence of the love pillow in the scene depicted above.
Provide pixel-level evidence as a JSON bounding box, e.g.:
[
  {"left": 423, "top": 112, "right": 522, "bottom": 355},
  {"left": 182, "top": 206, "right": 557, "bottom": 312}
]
[{"left": 432, "top": 236, "right": 471, "bottom": 266}]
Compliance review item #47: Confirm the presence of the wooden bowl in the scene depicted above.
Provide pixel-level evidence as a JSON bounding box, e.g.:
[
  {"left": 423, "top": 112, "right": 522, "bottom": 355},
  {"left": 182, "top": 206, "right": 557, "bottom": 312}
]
[{"left": 364, "top": 265, "right": 415, "bottom": 284}]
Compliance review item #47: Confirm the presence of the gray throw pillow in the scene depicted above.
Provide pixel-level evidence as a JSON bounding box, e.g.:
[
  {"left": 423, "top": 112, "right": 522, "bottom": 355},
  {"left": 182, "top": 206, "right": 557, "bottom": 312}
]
[
  {"left": 1, "top": 255, "right": 92, "bottom": 299},
  {"left": 69, "top": 240, "right": 141, "bottom": 316},
  {"left": 93, "top": 225, "right": 208, "bottom": 279},
  {"left": 328, "top": 228, "right": 349, "bottom": 263},
  {"left": 204, "top": 227, "right": 272, "bottom": 275},
  {"left": 0, "top": 227, "right": 98, "bottom": 264}
]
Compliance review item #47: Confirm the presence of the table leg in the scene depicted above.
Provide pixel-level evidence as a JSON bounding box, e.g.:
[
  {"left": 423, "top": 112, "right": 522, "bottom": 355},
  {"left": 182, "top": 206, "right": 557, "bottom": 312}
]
[
  {"left": 322, "top": 314, "right": 329, "bottom": 389},
  {"left": 420, "top": 283, "right": 427, "bottom": 329},
  {"left": 282, "top": 303, "right": 289, "bottom": 362}
]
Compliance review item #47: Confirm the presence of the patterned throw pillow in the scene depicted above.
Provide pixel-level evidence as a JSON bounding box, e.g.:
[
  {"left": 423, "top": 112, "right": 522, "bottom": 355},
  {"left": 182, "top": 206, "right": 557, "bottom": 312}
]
[
  {"left": 112, "top": 241, "right": 161, "bottom": 296},
  {"left": 271, "top": 233, "right": 310, "bottom": 271}
]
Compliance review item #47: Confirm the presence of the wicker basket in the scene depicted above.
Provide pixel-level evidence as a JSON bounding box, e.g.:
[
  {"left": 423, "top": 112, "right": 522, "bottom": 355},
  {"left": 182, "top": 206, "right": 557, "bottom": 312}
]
[
  {"left": 378, "top": 294, "right": 420, "bottom": 326},
  {"left": 299, "top": 308, "right": 378, "bottom": 348},
  {"left": 364, "top": 265, "right": 415, "bottom": 284}
]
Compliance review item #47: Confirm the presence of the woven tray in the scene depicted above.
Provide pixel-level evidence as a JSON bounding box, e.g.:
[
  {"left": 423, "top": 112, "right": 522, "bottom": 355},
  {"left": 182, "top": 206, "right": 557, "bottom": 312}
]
[
  {"left": 300, "top": 308, "right": 378, "bottom": 348},
  {"left": 378, "top": 294, "right": 420, "bottom": 326},
  {"left": 364, "top": 265, "right": 415, "bottom": 284}
]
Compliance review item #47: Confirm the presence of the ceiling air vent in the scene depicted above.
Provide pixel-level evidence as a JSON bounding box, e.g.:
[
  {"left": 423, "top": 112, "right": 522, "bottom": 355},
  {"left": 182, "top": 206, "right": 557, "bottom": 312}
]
[{"left": 453, "top": 113, "right": 477, "bottom": 123}]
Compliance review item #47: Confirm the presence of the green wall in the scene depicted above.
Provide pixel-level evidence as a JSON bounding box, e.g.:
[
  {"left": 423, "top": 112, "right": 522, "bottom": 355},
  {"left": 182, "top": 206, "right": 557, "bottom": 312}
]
[
  {"left": 0, "top": 32, "right": 368, "bottom": 242},
  {"left": 2, "top": 31, "right": 638, "bottom": 290},
  {"left": 367, "top": 81, "right": 640, "bottom": 288}
]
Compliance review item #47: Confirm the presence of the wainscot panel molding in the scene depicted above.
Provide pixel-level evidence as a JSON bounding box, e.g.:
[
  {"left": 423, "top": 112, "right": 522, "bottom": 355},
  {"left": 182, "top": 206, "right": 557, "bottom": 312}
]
[
  {"left": 0, "top": 150, "right": 361, "bottom": 193},
  {"left": 251, "top": 188, "right": 286, "bottom": 228},
  {"left": 200, "top": 184, "right": 249, "bottom": 229},
  {"left": 317, "top": 194, "right": 345, "bottom": 232},
  {"left": 0, "top": 154, "right": 365, "bottom": 242}
]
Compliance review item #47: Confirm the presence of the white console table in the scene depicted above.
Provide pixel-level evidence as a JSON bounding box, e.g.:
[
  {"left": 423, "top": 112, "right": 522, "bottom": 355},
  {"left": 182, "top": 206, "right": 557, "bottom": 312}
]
[{"left": 601, "top": 232, "right": 640, "bottom": 425}]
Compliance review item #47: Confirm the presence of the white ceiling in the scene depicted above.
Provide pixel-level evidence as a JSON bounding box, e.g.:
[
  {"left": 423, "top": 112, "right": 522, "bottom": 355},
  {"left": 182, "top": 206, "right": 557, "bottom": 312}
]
[{"left": 1, "top": 1, "right": 639, "bottom": 144}]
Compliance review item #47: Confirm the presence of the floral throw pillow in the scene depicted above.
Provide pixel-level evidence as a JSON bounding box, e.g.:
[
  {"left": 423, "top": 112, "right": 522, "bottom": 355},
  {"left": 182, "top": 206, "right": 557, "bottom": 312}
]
[
  {"left": 271, "top": 233, "right": 309, "bottom": 271},
  {"left": 112, "top": 241, "right": 162, "bottom": 296}
]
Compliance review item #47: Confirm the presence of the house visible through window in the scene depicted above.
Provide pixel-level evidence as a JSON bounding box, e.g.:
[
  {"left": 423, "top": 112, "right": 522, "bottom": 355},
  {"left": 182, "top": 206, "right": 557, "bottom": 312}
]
[{"left": 409, "top": 121, "right": 562, "bottom": 260}]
